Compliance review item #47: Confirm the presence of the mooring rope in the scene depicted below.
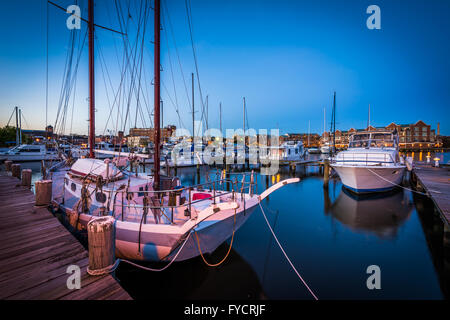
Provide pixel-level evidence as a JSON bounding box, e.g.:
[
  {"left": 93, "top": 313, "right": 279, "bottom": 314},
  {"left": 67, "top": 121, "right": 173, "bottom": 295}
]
[
  {"left": 194, "top": 208, "right": 237, "bottom": 267},
  {"left": 258, "top": 202, "right": 319, "bottom": 300},
  {"left": 367, "top": 168, "right": 440, "bottom": 196}
]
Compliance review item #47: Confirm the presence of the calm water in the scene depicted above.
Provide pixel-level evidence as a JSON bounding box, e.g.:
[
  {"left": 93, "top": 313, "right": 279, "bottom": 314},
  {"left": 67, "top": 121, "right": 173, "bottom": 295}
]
[{"left": 15, "top": 152, "right": 450, "bottom": 300}]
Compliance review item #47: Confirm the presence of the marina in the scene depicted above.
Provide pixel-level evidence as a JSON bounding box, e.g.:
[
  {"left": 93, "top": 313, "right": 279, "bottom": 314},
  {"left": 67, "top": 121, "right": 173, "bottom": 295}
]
[
  {"left": 0, "top": 0, "right": 449, "bottom": 307},
  {"left": 0, "top": 150, "right": 448, "bottom": 299}
]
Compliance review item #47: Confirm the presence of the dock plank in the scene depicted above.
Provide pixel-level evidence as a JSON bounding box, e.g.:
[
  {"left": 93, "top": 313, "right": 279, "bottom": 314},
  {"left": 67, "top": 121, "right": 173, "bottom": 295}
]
[
  {"left": 0, "top": 173, "right": 132, "bottom": 300},
  {"left": 413, "top": 165, "right": 450, "bottom": 226}
]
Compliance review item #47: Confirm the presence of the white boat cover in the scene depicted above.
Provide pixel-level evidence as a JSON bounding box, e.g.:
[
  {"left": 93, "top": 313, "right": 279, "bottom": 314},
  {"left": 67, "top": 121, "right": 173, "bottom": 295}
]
[{"left": 70, "top": 158, "right": 124, "bottom": 179}]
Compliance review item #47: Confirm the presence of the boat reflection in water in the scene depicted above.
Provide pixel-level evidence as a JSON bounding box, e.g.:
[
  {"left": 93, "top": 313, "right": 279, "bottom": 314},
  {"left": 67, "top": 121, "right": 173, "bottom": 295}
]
[
  {"left": 327, "top": 187, "right": 413, "bottom": 239},
  {"left": 115, "top": 244, "right": 267, "bottom": 300}
]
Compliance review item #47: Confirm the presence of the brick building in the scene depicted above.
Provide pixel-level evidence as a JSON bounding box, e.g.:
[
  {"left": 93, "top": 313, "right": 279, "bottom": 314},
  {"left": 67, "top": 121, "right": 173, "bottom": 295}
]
[
  {"left": 129, "top": 125, "right": 176, "bottom": 143},
  {"left": 321, "top": 120, "right": 441, "bottom": 150}
]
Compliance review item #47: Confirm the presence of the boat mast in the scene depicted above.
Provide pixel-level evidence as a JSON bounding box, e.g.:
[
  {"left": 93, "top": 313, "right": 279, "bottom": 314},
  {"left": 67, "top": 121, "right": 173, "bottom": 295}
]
[
  {"left": 154, "top": 0, "right": 161, "bottom": 190},
  {"left": 191, "top": 73, "right": 195, "bottom": 141},
  {"left": 88, "top": 0, "right": 95, "bottom": 158},
  {"left": 367, "top": 103, "right": 371, "bottom": 129},
  {"left": 219, "top": 102, "right": 222, "bottom": 133},
  {"left": 19, "top": 109, "right": 22, "bottom": 145},
  {"left": 332, "top": 91, "right": 336, "bottom": 154},
  {"left": 15, "top": 106, "right": 19, "bottom": 146},
  {"left": 243, "top": 97, "right": 246, "bottom": 144},
  {"left": 308, "top": 120, "right": 310, "bottom": 147},
  {"left": 206, "top": 95, "right": 208, "bottom": 131}
]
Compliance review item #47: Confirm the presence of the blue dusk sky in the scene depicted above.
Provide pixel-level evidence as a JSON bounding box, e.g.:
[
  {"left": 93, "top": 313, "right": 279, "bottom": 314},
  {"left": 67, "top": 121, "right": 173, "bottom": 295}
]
[{"left": 0, "top": 0, "right": 449, "bottom": 136}]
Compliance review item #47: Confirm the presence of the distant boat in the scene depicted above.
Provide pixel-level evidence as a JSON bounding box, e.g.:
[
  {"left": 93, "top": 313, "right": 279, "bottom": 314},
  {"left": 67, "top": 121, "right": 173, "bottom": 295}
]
[
  {"left": 331, "top": 131, "right": 406, "bottom": 193},
  {"left": 307, "top": 147, "right": 321, "bottom": 154},
  {"left": 320, "top": 142, "right": 330, "bottom": 154},
  {"left": 0, "top": 144, "right": 59, "bottom": 162},
  {"left": 260, "top": 141, "right": 305, "bottom": 162}
]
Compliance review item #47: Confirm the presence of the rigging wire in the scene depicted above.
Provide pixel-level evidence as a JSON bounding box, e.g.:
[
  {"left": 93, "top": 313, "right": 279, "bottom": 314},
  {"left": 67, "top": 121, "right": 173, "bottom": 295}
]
[
  {"left": 163, "top": 1, "right": 193, "bottom": 126},
  {"left": 185, "top": 0, "right": 207, "bottom": 136}
]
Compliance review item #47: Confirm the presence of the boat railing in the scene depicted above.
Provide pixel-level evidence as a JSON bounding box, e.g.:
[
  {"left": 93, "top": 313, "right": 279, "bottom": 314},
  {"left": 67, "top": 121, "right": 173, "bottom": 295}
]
[
  {"left": 63, "top": 174, "right": 256, "bottom": 225},
  {"left": 332, "top": 151, "right": 396, "bottom": 166}
]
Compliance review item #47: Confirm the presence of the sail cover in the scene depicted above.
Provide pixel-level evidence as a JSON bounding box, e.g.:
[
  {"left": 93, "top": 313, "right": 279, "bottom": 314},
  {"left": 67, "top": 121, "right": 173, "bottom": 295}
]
[{"left": 70, "top": 158, "right": 123, "bottom": 179}]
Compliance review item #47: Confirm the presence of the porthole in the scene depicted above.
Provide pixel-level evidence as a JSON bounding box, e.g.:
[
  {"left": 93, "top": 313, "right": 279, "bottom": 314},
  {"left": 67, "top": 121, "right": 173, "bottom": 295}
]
[{"left": 95, "top": 192, "right": 107, "bottom": 203}]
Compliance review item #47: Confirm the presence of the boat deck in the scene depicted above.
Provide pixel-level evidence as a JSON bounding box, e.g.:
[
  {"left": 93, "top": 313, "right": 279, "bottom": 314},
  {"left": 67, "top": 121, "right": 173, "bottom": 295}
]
[{"left": 0, "top": 173, "right": 132, "bottom": 300}]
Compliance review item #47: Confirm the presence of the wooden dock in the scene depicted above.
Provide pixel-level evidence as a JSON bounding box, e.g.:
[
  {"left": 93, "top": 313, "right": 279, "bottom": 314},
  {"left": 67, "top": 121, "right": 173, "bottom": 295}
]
[
  {"left": 0, "top": 173, "right": 132, "bottom": 300},
  {"left": 412, "top": 165, "right": 450, "bottom": 227}
]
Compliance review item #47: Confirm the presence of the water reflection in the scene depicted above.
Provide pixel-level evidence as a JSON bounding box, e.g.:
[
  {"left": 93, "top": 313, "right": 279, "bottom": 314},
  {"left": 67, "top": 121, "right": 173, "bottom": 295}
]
[
  {"left": 115, "top": 244, "right": 266, "bottom": 300},
  {"left": 326, "top": 188, "right": 413, "bottom": 239}
]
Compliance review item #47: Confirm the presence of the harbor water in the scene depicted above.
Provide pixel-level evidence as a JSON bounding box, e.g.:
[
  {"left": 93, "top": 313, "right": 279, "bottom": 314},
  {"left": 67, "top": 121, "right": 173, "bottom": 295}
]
[{"left": 18, "top": 151, "right": 450, "bottom": 299}]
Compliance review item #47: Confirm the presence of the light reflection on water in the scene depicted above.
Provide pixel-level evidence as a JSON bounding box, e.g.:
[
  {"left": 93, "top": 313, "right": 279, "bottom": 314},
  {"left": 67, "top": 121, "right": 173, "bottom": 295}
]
[{"left": 14, "top": 152, "right": 450, "bottom": 299}]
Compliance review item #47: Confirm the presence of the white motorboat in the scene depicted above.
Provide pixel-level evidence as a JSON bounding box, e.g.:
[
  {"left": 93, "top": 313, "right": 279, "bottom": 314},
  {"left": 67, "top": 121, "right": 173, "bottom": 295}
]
[
  {"left": 331, "top": 131, "right": 406, "bottom": 193},
  {"left": 260, "top": 141, "right": 305, "bottom": 163},
  {"left": 320, "top": 142, "right": 330, "bottom": 154},
  {"left": 0, "top": 144, "right": 59, "bottom": 162},
  {"left": 94, "top": 142, "right": 129, "bottom": 159}
]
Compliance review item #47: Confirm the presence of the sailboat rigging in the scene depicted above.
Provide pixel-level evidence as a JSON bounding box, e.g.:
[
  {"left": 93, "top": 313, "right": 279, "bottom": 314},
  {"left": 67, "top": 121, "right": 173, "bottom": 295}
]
[{"left": 48, "top": 0, "right": 299, "bottom": 263}]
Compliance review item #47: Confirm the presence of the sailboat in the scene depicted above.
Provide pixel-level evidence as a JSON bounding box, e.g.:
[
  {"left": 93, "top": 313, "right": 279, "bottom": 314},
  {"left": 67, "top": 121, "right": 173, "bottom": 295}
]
[{"left": 50, "top": 0, "right": 298, "bottom": 262}]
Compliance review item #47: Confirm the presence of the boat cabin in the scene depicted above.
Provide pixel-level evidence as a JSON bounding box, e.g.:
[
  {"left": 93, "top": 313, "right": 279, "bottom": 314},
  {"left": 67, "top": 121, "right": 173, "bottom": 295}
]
[{"left": 348, "top": 131, "right": 398, "bottom": 149}]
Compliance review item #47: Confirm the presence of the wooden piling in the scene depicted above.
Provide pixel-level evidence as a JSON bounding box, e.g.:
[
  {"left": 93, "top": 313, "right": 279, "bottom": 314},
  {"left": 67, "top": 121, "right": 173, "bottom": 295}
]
[
  {"left": 196, "top": 163, "right": 200, "bottom": 184},
  {"left": 35, "top": 180, "right": 52, "bottom": 207},
  {"left": 21, "top": 169, "right": 32, "bottom": 188},
  {"left": 323, "top": 159, "right": 330, "bottom": 188},
  {"left": 4, "top": 160, "right": 12, "bottom": 172},
  {"left": 11, "top": 164, "right": 21, "bottom": 179},
  {"left": 87, "top": 216, "right": 116, "bottom": 276}
]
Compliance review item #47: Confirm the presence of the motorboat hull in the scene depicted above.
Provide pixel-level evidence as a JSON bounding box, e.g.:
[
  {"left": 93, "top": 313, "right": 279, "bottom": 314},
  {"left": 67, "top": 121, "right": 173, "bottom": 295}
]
[{"left": 331, "top": 164, "right": 406, "bottom": 193}]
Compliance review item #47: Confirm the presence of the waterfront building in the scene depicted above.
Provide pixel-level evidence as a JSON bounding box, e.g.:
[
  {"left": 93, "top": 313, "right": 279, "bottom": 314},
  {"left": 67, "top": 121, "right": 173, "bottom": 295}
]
[
  {"left": 321, "top": 120, "right": 442, "bottom": 151},
  {"left": 129, "top": 125, "right": 176, "bottom": 143}
]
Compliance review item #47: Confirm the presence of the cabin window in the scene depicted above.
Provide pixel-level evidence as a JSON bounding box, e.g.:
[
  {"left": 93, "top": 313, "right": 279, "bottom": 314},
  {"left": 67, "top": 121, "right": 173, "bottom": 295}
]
[
  {"left": 71, "top": 183, "right": 76, "bottom": 192},
  {"left": 295, "top": 149, "right": 298, "bottom": 154},
  {"left": 138, "top": 186, "right": 145, "bottom": 197},
  {"left": 95, "top": 192, "right": 107, "bottom": 203}
]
